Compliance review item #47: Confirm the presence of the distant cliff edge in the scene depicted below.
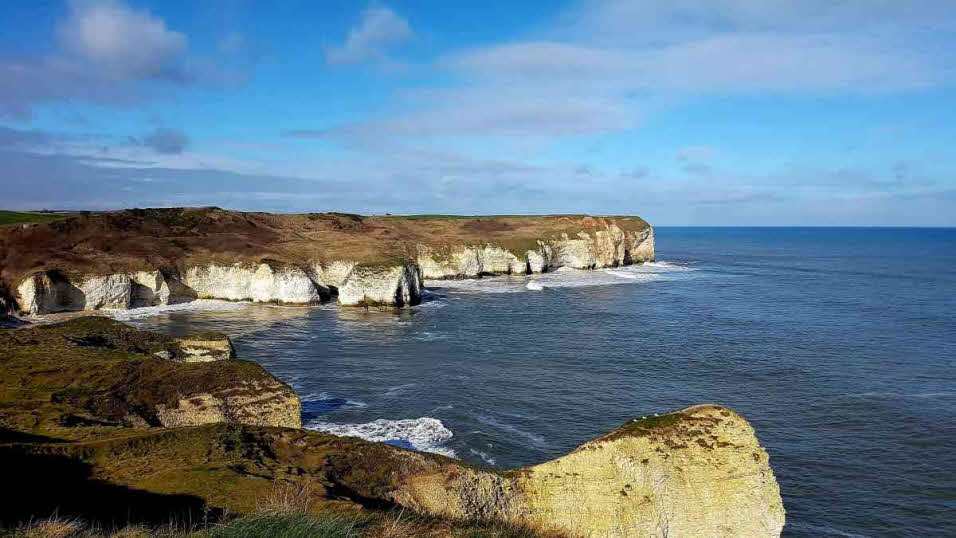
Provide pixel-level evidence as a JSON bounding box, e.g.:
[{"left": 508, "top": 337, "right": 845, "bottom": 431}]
[{"left": 0, "top": 208, "right": 654, "bottom": 314}]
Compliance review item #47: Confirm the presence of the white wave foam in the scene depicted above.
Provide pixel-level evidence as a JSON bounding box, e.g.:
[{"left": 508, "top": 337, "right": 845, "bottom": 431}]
[
  {"left": 414, "top": 331, "right": 447, "bottom": 341},
  {"left": 385, "top": 383, "right": 418, "bottom": 396},
  {"left": 642, "top": 261, "right": 692, "bottom": 270},
  {"left": 474, "top": 413, "right": 546, "bottom": 448},
  {"left": 109, "top": 299, "right": 247, "bottom": 320},
  {"left": 301, "top": 391, "right": 368, "bottom": 409},
  {"left": 417, "top": 290, "right": 449, "bottom": 309},
  {"left": 469, "top": 448, "right": 497, "bottom": 466},
  {"left": 603, "top": 269, "right": 640, "bottom": 280},
  {"left": 426, "top": 261, "right": 695, "bottom": 295},
  {"left": 306, "top": 417, "right": 456, "bottom": 457}
]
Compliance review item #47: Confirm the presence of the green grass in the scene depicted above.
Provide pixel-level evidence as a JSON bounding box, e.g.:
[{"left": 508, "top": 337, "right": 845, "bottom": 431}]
[
  {"left": 0, "top": 317, "right": 293, "bottom": 441},
  {"left": 207, "top": 512, "right": 369, "bottom": 538},
  {"left": 0, "top": 210, "right": 75, "bottom": 226},
  {"left": 5, "top": 510, "right": 562, "bottom": 538}
]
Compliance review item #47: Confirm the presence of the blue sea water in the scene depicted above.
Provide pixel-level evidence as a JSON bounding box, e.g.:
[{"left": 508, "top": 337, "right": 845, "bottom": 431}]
[{"left": 129, "top": 227, "right": 956, "bottom": 536}]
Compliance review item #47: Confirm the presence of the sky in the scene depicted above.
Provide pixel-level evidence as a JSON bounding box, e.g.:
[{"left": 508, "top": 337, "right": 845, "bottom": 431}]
[{"left": 1, "top": 0, "right": 955, "bottom": 225}]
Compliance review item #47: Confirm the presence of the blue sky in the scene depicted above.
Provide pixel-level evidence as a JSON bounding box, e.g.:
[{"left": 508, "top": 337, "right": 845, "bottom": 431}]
[{"left": 1, "top": 0, "right": 955, "bottom": 225}]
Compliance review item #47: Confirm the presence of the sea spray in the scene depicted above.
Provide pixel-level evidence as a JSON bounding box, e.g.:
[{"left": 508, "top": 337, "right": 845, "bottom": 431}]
[{"left": 306, "top": 417, "right": 456, "bottom": 458}]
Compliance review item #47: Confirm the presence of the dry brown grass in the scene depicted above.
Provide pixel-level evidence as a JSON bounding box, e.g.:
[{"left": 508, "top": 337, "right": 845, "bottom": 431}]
[
  {"left": 0, "top": 208, "right": 650, "bottom": 288},
  {"left": 13, "top": 516, "right": 85, "bottom": 538}
]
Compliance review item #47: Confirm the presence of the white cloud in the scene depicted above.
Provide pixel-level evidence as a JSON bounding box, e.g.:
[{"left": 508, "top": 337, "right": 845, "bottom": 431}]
[
  {"left": 326, "top": 5, "right": 413, "bottom": 64},
  {"left": 305, "top": 1, "right": 953, "bottom": 149},
  {"left": 451, "top": 35, "right": 942, "bottom": 92},
  {"left": 58, "top": 0, "right": 187, "bottom": 79}
]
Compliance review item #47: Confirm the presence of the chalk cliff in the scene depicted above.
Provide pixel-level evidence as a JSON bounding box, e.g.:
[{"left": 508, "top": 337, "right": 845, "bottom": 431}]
[
  {"left": 1, "top": 208, "right": 654, "bottom": 315},
  {"left": 390, "top": 405, "right": 784, "bottom": 537}
]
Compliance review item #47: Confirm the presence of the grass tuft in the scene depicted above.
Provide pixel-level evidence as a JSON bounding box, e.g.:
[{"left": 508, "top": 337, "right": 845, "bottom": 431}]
[{"left": 207, "top": 512, "right": 368, "bottom": 538}]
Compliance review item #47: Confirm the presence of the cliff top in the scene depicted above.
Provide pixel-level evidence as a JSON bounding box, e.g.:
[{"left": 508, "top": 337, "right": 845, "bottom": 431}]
[
  {"left": 0, "top": 207, "right": 650, "bottom": 288},
  {"left": 0, "top": 317, "right": 289, "bottom": 442}
]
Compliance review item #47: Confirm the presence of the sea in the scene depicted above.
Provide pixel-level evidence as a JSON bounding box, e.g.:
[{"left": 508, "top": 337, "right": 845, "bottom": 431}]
[{"left": 124, "top": 227, "right": 956, "bottom": 536}]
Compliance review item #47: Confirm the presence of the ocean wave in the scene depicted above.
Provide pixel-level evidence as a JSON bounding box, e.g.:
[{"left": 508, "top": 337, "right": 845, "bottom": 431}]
[
  {"left": 473, "top": 413, "right": 546, "bottom": 448},
  {"left": 847, "top": 391, "right": 955, "bottom": 399},
  {"left": 300, "top": 392, "right": 368, "bottom": 416},
  {"left": 109, "top": 299, "right": 247, "bottom": 320},
  {"left": 642, "top": 261, "right": 693, "bottom": 270},
  {"left": 417, "top": 290, "right": 449, "bottom": 308},
  {"left": 426, "top": 261, "right": 695, "bottom": 294},
  {"left": 414, "top": 331, "right": 447, "bottom": 341},
  {"left": 385, "top": 383, "right": 418, "bottom": 396},
  {"left": 469, "top": 448, "right": 497, "bottom": 466},
  {"left": 306, "top": 417, "right": 456, "bottom": 458}
]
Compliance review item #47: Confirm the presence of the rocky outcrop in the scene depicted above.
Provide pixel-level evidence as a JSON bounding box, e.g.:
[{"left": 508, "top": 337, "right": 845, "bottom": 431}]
[
  {"left": 17, "top": 271, "right": 132, "bottom": 313},
  {"left": 13, "top": 262, "right": 423, "bottom": 313},
  {"left": 337, "top": 262, "right": 422, "bottom": 306},
  {"left": 390, "top": 404, "right": 784, "bottom": 537},
  {"left": 514, "top": 404, "right": 783, "bottom": 536},
  {"left": 417, "top": 224, "right": 655, "bottom": 279},
  {"left": 154, "top": 378, "right": 301, "bottom": 428},
  {"left": 0, "top": 317, "right": 301, "bottom": 435},
  {"left": 183, "top": 262, "right": 326, "bottom": 305},
  {"left": 169, "top": 333, "right": 236, "bottom": 362}
]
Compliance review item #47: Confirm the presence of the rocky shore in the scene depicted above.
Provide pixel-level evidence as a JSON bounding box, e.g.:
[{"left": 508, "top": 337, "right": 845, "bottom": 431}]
[
  {"left": 0, "top": 208, "right": 654, "bottom": 314},
  {"left": 1, "top": 318, "right": 784, "bottom": 536}
]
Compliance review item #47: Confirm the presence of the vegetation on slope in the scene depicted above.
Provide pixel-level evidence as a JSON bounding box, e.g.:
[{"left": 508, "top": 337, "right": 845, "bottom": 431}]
[
  {"left": 0, "top": 207, "right": 651, "bottom": 288},
  {"left": 0, "top": 210, "right": 75, "bottom": 227},
  {"left": 0, "top": 317, "right": 289, "bottom": 441}
]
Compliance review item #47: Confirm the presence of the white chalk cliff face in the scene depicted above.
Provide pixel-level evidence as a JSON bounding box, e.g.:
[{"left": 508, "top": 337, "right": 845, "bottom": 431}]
[
  {"left": 17, "top": 272, "right": 132, "bottom": 313},
  {"left": 392, "top": 405, "right": 784, "bottom": 537},
  {"left": 338, "top": 262, "right": 421, "bottom": 307},
  {"left": 417, "top": 226, "right": 654, "bottom": 279},
  {"left": 13, "top": 225, "right": 654, "bottom": 314},
  {"left": 183, "top": 262, "right": 324, "bottom": 304}
]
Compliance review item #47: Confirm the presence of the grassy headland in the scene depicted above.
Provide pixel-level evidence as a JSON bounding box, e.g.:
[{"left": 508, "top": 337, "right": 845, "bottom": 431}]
[
  {"left": 0, "top": 207, "right": 650, "bottom": 290},
  {"left": 0, "top": 210, "right": 76, "bottom": 226}
]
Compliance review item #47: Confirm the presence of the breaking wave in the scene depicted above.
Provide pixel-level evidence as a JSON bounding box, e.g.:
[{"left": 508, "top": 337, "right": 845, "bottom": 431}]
[
  {"left": 109, "top": 299, "right": 247, "bottom": 320},
  {"left": 425, "top": 260, "right": 695, "bottom": 294},
  {"left": 469, "top": 448, "right": 497, "bottom": 466},
  {"left": 300, "top": 392, "right": 367, "bottom": 418},
  {"left": 306, "top": 417, "right": 456, "bottom": 457}
]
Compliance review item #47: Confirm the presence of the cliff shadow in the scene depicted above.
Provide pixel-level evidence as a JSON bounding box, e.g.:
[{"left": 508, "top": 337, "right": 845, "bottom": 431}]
[
  {"left": 1, "top": 446, "right": 221, "bottom": 530},
  {"left": 45, "top": 270, "right": 88, "bottom": 312}
]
